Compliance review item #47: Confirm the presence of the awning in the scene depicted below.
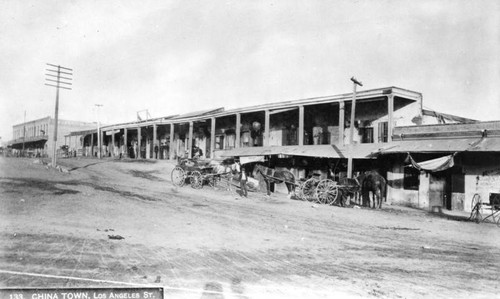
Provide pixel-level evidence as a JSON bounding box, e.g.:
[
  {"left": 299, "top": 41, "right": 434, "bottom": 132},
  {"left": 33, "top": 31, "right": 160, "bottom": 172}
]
[
  {"left": 408, "top": 154, "right": 455, "bottom": 172},
  {"left": 221, "top": 144, "right": 382, "bottom": 159},
  {"left": 8, "top": 136, "right": 48, "bottom": 148},
  {"left": 240, "top": 156, "right": 265, "bottom": 164}
]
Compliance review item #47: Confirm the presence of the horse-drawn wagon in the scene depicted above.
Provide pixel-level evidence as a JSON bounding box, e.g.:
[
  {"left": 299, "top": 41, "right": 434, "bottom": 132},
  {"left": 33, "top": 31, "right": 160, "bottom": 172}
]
[
  {"left": 254, "top": 164, "right": 359, "bottom": 206},
  {"left": 171, "top": 158, "right": 236, "bottom": 189},
  {"left": 171, "top": 159, "right": 216, "bottom": 189},
  {"left": 297, "top": 175, "right": 360, "bottom": 206}
]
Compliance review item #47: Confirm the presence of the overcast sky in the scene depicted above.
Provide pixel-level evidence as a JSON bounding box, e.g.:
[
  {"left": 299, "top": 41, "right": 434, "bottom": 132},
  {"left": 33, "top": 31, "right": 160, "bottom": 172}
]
[{"left": 1, "top": 0, "right": 499, "bottom": 142}]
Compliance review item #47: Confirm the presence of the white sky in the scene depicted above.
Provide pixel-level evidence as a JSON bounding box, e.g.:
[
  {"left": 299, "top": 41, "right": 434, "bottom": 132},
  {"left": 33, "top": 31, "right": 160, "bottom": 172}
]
[{"left": 1, "top": 0, "right": 499, "bottom": 142}]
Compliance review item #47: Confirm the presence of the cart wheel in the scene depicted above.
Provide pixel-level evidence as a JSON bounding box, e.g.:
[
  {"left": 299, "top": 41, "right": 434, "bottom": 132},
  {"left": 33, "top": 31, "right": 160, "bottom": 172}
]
[
  {"left": 316, "top": 179, "right": 338, "bottom": 205},
  {"left": 471, "top": 194, "right": 481, "bottom": 211},
  {"left": 301, "top": 178, "right": 317, "bottom": 201},
  {"left": 469, "top": 194, "right": 482, "bottom": 223},
  {"left": 190, "top": 171, "right": 203, "bottom": 189},
  {"left": 471, "top": 194, "right": 481, "bottom": 223},
  {"left": 171, "top": 166, "right": 186, "bottom": 187}
]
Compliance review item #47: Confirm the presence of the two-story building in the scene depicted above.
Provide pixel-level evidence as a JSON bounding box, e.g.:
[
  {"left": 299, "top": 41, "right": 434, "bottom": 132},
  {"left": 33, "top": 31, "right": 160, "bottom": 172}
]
[{"left": 9, "top": 117, "right": 95, "bottom": 157}]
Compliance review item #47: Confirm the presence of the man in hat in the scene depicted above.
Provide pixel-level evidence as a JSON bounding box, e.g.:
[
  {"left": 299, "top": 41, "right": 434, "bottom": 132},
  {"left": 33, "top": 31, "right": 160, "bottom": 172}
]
[{"left": 236, "top": 160, "right": 248, "bottom": 198}]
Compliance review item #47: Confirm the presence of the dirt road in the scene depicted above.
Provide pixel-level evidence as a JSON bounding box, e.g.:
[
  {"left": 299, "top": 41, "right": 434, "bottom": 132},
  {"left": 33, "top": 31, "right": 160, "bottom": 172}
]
[{"left": 0, "top": 157, "right": 499, "bottom": 298}]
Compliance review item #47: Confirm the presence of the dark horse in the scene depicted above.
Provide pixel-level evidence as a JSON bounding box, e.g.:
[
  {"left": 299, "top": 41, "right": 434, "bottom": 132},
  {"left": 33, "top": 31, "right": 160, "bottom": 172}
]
[
  {"left": 254, "top": 164, "right": 296, "bottom": 197},
  {"left": 357, "top": 170, "right": 387, "bottom": 209}
]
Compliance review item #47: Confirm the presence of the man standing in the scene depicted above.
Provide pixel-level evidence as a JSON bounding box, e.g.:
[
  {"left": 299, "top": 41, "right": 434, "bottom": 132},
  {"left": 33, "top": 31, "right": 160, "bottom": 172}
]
[{"left": 237, "top": 161, "right": 248, "bottom": 198}]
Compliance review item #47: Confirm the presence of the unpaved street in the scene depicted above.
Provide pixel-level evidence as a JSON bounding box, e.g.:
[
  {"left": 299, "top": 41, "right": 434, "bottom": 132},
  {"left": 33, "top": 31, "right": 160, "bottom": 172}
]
[{"left": 0, "top": 157, "right": 499, "bottom": 298}]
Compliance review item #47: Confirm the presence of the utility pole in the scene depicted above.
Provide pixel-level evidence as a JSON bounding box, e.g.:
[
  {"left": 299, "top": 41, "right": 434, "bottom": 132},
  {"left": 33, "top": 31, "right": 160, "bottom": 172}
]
[
  {"left": 45, "top": 63, "right": 72, "bottom": 167},
  {"left": 95, "top": 104, "right": 103, "bottom": 159},
  {"left": 347, "top": 76, "right": 363, "bottom": 179}
]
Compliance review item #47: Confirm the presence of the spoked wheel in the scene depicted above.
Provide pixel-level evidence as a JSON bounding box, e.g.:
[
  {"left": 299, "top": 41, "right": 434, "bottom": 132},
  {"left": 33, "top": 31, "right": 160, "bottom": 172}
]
[
  {"left": 316, "top": 179, "right": 339, "bottom": 205},
  {"left": 300, "top": 178, "right": 317, "bottom": 201},
  {"left": 190, "top": 171, "right": 203, "bottom": 189},
  {"left": 469, "top": 193, "right": 482, "bottom": 223},
  {"left": 171, "top": 166, "right": 186, "bottom": 187}
]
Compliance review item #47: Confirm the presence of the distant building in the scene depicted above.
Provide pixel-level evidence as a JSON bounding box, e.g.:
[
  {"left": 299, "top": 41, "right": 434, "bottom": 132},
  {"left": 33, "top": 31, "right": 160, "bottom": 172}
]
[{"left": 8, "top": 117, "right": 95, "bottom": 157}]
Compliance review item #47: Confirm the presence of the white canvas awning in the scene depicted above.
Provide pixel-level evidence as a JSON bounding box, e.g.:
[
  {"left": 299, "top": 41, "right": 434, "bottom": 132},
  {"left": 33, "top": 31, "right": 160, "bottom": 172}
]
[
  {"left": 240, "top": 156, "right": 265, "bottom": 164},
  {"left": 408, "top": 154, "right": 455, "bottom": 172}
]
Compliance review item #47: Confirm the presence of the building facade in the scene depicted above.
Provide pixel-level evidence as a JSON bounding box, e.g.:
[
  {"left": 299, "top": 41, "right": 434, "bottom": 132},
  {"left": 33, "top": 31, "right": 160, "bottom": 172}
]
[
  {"left": 9, "top": 117, "right": 95, "bottom": 157},
  {"left": 67, "top": 86, "right": 474, "bottom": 178},
  {"left": 381, "top": 121, "right": 500, "bottom": 213}
]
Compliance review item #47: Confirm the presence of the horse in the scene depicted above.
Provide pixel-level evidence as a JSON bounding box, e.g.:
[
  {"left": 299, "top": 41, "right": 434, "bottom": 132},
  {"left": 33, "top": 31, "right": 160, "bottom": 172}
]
[
  {"left": 254, "top": 164, "right": 296, "bottom": 198},
  {"left": 357, "top": 170, "right": 386, "bottom": 209}
]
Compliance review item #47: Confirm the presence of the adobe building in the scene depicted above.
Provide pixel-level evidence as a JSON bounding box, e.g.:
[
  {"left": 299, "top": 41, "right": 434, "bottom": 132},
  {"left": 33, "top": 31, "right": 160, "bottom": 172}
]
[
  {"left": 379, "top": 121, "right": 500, "bottom": 213},
  {"left": 67, "top": 86, "right": 473, "bottom": 178}
]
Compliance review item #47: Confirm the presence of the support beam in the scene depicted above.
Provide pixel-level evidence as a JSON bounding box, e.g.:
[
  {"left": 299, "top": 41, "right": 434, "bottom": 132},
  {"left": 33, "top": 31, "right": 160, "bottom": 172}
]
[
  {"left": 188, "top": 121, "right": 193, "bottom": 159},
  {"left": 264, "top": 109, "right": 270, "bottom": 146},
  {"left": 124, "top": 128, "right": 128, "bottom": 158},
  {"left": 153, "top": 124, "right": 157, "bottom": 159},
  {"left": 210, "top": 117, "right": 216, "bottom": 159},
  {"left": 111, "top": 131, "right": 115, "bottom": 157},
  {"left": 339, "top": 101, "right": 345, "bottom": 146},
  {"left": 169, "top": 124, "right": 175, "bottom": 160},
  {"left": 298, "top": 105, "right": 304, "bottom": 146},
  {"left": 90, "top": 132, "right": 94, "bottom": 157},
  {"left": 99, "top": 130, "right": 103, "bottom": 158},
  {"left": 387, "top": 94, "right": 394, "bottom": 142},
  {"left": 137, "top": 127, "right": 141, "bottom": 159},
  {"left": 235, "top": 113, "right": 241, "bottom": 148}
]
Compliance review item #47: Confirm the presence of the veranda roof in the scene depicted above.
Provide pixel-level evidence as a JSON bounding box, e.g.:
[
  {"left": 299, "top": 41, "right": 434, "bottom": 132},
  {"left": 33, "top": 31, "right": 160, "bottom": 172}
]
[{"left": 221, "top": 144, "right": 382, "bottom": 159}]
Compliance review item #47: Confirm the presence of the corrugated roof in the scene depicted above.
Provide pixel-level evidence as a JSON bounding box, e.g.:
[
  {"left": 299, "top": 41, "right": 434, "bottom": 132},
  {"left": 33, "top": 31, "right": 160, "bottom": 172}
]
[
  {"left": 221, "top": 143, "right": 382, "bottom": 159},
  {"left": 377, "top": 137, "right": 500, "bottom": 153},
  {"left": 170, "top": 107, "right": 224, "bottom": 120}
]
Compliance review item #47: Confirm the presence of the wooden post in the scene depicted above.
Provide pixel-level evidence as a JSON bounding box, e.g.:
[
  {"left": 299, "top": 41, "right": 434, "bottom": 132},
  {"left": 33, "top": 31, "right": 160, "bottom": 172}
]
[
  {"left": 169, "top": 124, "right": 175, "bottom": 160},
  {"left": 235, "top": 113, "right": 241, "bottom": 148},
  {"left": 90, "top": 132, "right": 94, "bottom": 157},
  {"left": 387, "top": 94, "right": 394, "bottom": 142},
  {"left": 347, "top": 77, "right": 363, "bottom": 179},
  {"left": 339, "top": 101, "right": 345, "bottom": 146},
  {"left": 153, "top": 123, "right": 157, "bottom": 159},
  {"left": 124, "top": 128, "right": 128, "bottom": 158},
  {"left": 264, "top": 109, "right": 270, "bottom": 146},
  {"left": 188, "top": 121, "right": 194, "bottom": 159},
  {"left": 137, "top": 127, "right": 141, "bottom": 159},
  {"left": 210, "top": 117, "right": 216, "bottom": 159},
  {"left": 298, "top": 105, "right": 304, "bottom": 146},
  {"left": 99, "top": 129, "right": 103, "bottom": 158},
  {"left": 111, "top": 131, "right": 115, "bottom": 157}
]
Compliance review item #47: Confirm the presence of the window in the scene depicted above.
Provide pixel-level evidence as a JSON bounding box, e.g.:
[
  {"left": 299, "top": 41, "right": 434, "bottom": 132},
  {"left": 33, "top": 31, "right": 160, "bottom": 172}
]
[
  {"left": 215, "top": 135, "right": 224, "bottom": 150},
  {"left": 361, "top": 127, "right": 374, "bottom": 143},
  {"left": 403, "top": 167, "right": 420, "bottom": 190},
  {"left": 378, "top": 122, "right": 388, "bottom": 143}
]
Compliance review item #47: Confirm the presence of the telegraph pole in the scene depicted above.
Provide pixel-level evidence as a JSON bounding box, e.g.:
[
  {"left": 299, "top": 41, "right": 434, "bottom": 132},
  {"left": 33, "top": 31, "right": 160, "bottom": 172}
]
[
  {"left": 347, "top": 76, "right": 363, "bottom": 179},
  {"left": 45, "top": 63, "right": 72, "bottom": 167}
]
